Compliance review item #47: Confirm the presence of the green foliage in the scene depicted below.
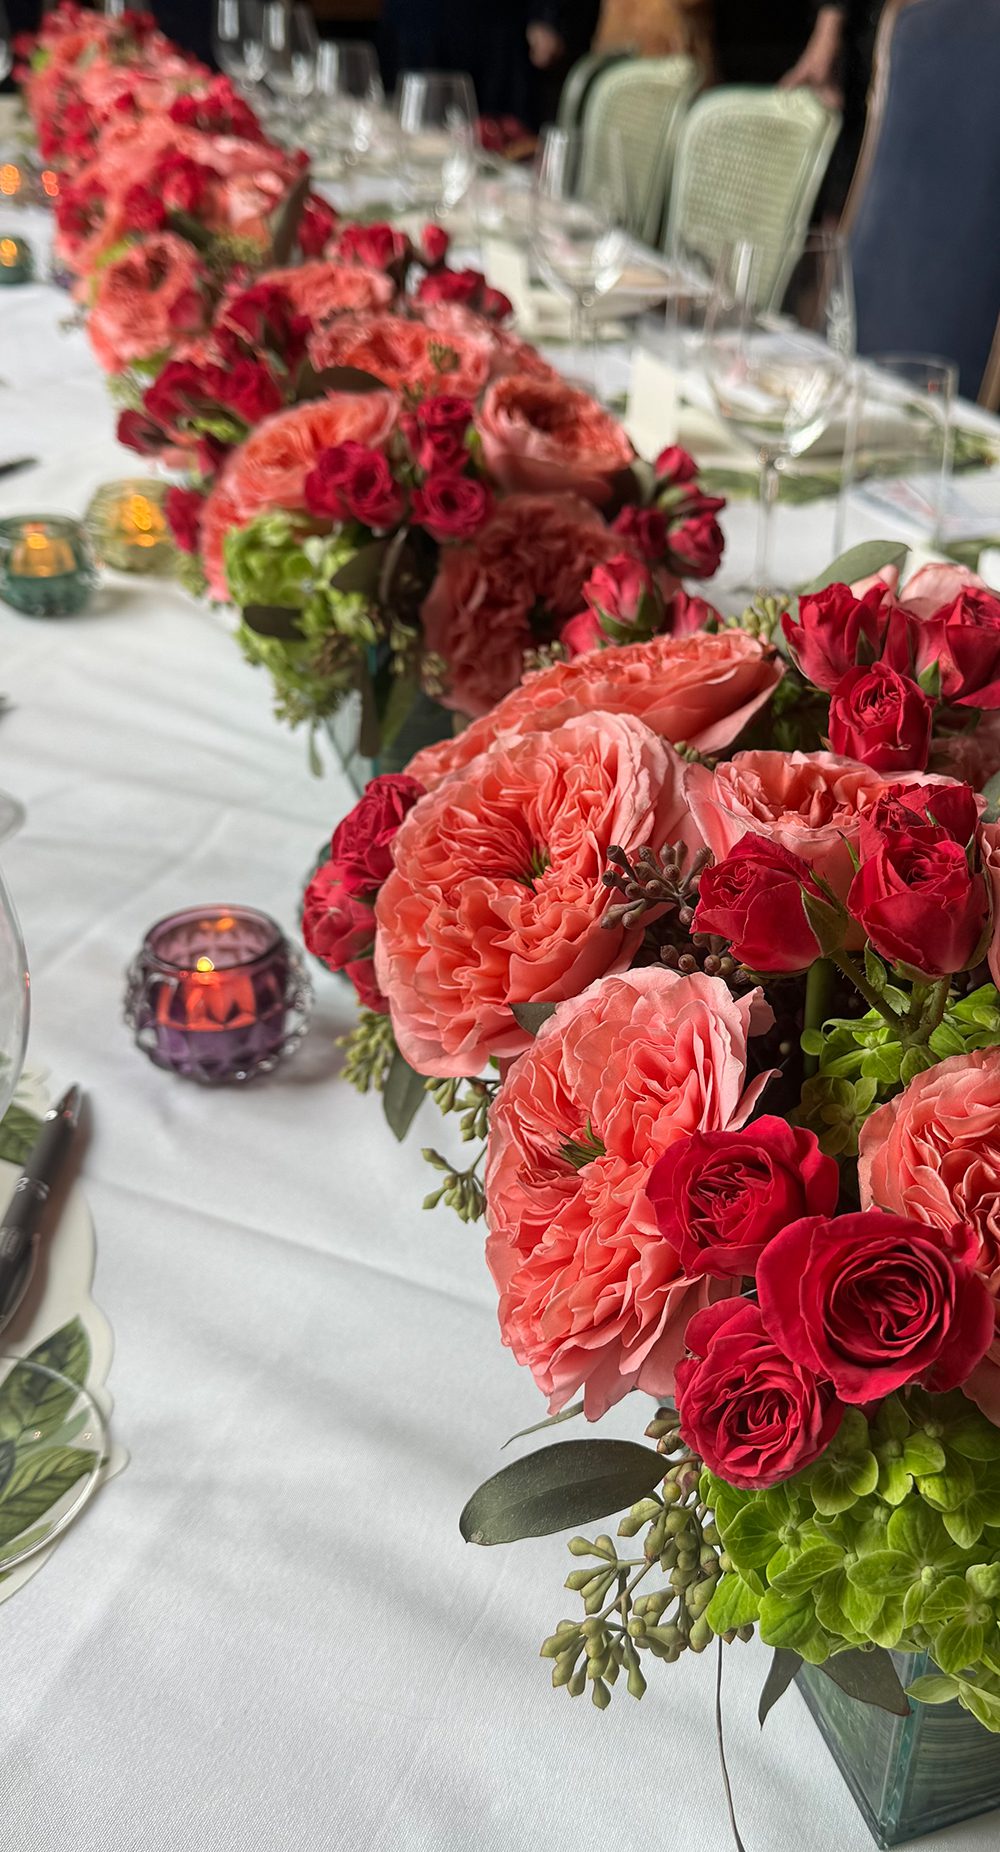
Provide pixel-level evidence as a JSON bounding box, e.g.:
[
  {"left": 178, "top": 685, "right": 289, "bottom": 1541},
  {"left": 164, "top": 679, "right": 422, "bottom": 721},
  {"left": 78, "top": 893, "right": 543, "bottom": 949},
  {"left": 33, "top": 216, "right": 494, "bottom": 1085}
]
[
  {"left": 420, "top": 1076, "right": 500, "bottom": 1222},
  {"left": 705, "top": 1390, "right": 1000, "bottom": 1730},
  {"left": 337, "top": 1010, "right": 397, "bottom": 1094},
  {"left": 798, "top": 983, "right": 1000, "bottom": 1155}
]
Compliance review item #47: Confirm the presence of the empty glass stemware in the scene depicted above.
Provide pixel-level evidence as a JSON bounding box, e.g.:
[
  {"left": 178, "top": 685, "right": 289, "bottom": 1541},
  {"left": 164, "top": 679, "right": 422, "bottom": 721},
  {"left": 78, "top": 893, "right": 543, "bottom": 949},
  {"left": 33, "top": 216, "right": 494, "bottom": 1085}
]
[
  {"left": 0, "top": 870, "right": 29, "bottom": 1127},
  {"left": 396, "top": 71, "right": 478, "bottom": 217},
  {"left": 263, "top": 2, "right": 318, "bottom": 134},
  {"left": 312, "top": 40, "right": 384, "bottom": 171},
  {"left": 702, "top": 231, "right": 855, "bottom": 592},
  {"left": 531, "top": 124, "right": 629, "bottom": 395},
  {"left": 0, "top": 3, "right": 11, "bottom": 86}
]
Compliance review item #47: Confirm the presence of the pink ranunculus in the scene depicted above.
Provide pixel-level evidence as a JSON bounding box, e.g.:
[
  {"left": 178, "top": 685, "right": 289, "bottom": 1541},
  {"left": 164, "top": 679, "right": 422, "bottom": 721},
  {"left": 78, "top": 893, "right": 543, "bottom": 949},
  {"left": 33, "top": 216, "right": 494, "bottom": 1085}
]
[
  {"left": 374, "top": 712, "right": 697, "bottom": 1078},
  {"left": 685, "top": 750, "right": 891, "bottom": 906},
  {"left": 476, "top": 373, "right": 635, "bottom": 506},
  {"left": 87, "top": 231, "right": 209, "bottom": 373},
  {"left": 407, "top": 628, "right": 783, "bottom": 785},
  {"left": 485, "top": 968, "right": 775, "bottom": 1416},
  {"left": 419, "top": 492, "right": 625, "bottom": 717},
  {"left": 859, "top": 1045, "right": 1000, "bottom": 1418}
]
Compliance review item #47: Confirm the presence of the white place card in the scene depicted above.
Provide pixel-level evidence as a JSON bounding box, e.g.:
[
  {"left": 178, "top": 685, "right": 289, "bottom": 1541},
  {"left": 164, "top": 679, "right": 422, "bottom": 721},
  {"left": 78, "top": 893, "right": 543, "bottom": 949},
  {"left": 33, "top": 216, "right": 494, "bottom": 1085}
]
[{"left": 625, "top": 347, "right": 681, "bottom": 461}]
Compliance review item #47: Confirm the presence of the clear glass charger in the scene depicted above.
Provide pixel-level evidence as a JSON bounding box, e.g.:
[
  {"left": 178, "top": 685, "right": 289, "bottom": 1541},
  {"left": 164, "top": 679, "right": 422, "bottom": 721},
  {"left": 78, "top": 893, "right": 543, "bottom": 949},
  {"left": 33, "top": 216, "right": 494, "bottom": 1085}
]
[{"left": 0, "top": 1356, "right": 107, "bottom": 1571}]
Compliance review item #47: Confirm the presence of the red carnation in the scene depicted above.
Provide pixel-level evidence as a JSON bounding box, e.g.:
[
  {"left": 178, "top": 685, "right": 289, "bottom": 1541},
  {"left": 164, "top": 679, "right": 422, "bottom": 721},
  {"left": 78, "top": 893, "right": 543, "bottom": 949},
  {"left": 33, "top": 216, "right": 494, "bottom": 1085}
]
[{"left": 328, "top": 774, "right": 426, "bottom": 895}]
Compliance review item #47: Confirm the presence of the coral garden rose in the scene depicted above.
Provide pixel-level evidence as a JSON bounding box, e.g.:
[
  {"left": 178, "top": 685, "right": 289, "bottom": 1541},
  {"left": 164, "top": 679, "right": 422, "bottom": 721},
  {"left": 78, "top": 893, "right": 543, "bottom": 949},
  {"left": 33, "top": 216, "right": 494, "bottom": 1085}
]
[
  {"left": 648, "top": 1117, "right": 838, "bottom": 1281},
  {"left": 258, "top": 259, "right": 394, "bottom": 322},
  {"left": 419, "top": 493, "right": 624, "bottom": 717},
  {"left": 374, "top": 713, "right": 695, "bottom": 1077},
  {"left": 685, "top": 751, "right": 889, "bottom": 907},
  {"left": 476, "top": 374, "right": 634, "bottom": 506},
  {"left": 675, "top": 1299, "right": 843, "bottom": 1489},
  {"left": 88, "top": 231, "right": 208, "bottom": 372},
  {"left": 407, "top": 629, "right": 783, "bottom": 781},
  {"left": 306, "top": 311, "right": 494, "bottom": 400},
  {"left": 757, "top": 1211, "right": 994, "bottom": 1402},
  {"left": 204, "top": 390, "right": 399, "bottom": 535},
  {"left": 859, "top": 1047, "right": 1000, "bottom": 1420},
  {"left": 484, "top": 968, "right": 774, "bottom": 1415}
]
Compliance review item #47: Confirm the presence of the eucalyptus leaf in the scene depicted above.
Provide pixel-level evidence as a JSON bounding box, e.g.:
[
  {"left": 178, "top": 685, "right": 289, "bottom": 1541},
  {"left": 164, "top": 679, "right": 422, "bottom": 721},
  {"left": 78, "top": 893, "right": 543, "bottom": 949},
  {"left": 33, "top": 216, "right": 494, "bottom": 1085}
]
[
  {"left": 460, "top": 1439, "right": 666, "bottom": 1545},
  {"left": 981, "top": 771, "right": 1000, "bottom": 826},
  {"left": 503, "top": 1400, "right": 584, "bottom": 1449},
  {"left": 798, "top": 540, "right": 909, "bottom": 597},
  {"left": 382, "top": 1049, "right": 427, "bottom": 1143},
  {"left": 297, "top": 363, "right": 390, "bottom": 399},
  {"left": 242, "top": 603, "right": 303, "bottom": 641},
  {"left": 511, "top": 1002, "right": 558, "bottom": 1035},
  {"left": 0, "top": 1103, "right": 41, "bottom": 1165},
  {"left": 330, "top": 542, "right": 389, "bottom": 598},
  {"left": 758, "top": 1647, "right": 802, "bottom": 1726},
  {"left": 268, "top": 170, "right": 310, "bottom": 266},
  {"left": 0, "top": 1446, "right": 94, "bottom": 1549},
  {"left": 819, "top": 1646, "right": 911, "bottom": 1716}
]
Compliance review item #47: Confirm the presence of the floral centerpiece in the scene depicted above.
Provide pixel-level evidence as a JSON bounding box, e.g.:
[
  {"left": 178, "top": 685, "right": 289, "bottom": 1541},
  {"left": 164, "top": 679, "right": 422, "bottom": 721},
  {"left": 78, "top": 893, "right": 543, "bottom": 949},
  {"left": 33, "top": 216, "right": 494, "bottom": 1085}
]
[{"left": 303, "top": 547, "right": 1000, "bottom": 1836}]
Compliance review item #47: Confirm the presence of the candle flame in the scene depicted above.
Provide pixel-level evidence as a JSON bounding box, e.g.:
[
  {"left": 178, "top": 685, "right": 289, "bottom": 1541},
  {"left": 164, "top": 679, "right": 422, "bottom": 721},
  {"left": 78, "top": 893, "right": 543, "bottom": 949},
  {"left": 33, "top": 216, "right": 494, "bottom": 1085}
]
[
  {"left": 0, "top": 238, "right": 20, "bottom": 267},
  {"left": 195, "top": 956, "right": 215, "bottom": 973},
  {"left": 0, "top": 166, "right": 22, "bottom": 198},
  {"left": 41, "top": 170, "right": 60, "bottom": 199}
]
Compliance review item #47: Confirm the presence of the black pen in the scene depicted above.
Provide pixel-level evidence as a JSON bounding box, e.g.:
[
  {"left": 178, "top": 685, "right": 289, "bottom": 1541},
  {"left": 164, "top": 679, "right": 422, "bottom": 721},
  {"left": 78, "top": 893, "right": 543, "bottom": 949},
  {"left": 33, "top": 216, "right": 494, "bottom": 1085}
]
[{"left": 0, "top": 1085, "right": 83, "bottom": 1335}]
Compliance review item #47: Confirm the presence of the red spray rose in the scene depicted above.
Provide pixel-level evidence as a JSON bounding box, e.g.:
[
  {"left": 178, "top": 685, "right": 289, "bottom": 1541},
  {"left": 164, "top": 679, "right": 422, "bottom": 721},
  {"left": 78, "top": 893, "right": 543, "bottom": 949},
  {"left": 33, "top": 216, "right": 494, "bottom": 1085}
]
[
  {"left": 654, "top": 444, "right": 699, "bottom": 483},
  {"left": 781, "top": 581, "right": 893, "bottom": 693},
  {"left": 305, "top": 442, "right": 402, "bottom": 527},
  {"left": 827, "top": 662, "right": 933, "bottom": 772},
  {"left": 403, "top": 394, "right": 474, "bottom": 471},
  {"left": 328, "top": 773, "right": 425, "bottom": 895},
  {"left": 859, "top": 779, "right": 980, "bottom": 848},
  {"left": 667, "top": 500, "right": 725, "bottom": 577},
  {"left": 583, "top": 554, "right": 653, "bottom": 626},
  {"left": 411, "top": 473, "right": 492, "bottom": 542},
  {"left": 935, "top": 588, "right": 1000, "bottom": 708},
  {"left": 675, "top": 1299, "right": 843, "bottom": 1489},
  {"left": 692, "top": 834, "right": 826, "bottom": 972},
  {"left": 420, "top": 223, "right": 450, "bottom": 266},
  {"left": 848, "top": 821, "right": 989, "bottom": 977},
  {"left": 613, "top": 505, "right": 668, "bottom": 561},
  {"left": 757, "top": 1211, "right": 994, "bottom": 1402},
  {"left": 647, "top": 1117, "right": 839, "bottom": 1280},
  {"left": 164, "top": 485, "right": 204, "bottom": 554},
  {"left": 302, "top": 864, "right": 376, "bottom": 968}
]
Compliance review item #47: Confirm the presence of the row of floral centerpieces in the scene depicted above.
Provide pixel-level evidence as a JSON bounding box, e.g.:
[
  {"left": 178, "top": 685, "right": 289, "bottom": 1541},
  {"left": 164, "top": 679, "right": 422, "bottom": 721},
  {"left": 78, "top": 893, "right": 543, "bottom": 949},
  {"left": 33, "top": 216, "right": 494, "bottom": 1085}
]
[{"left": 22, "top": 0, "right": 1000, "bottom": 1773}]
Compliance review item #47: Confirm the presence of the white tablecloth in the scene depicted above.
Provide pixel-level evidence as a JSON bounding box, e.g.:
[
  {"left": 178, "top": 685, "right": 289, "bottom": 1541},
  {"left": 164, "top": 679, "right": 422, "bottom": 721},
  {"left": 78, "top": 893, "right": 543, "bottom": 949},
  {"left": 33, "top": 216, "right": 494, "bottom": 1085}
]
[{"left": 2, "top": 218, "right": 1000, "bottom": 1852}]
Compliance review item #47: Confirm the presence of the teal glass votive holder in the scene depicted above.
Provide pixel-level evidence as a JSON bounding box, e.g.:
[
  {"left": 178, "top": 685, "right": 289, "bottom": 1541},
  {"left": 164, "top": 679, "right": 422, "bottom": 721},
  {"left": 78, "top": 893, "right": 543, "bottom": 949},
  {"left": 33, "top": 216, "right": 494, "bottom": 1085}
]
[
  {"left": 0, "top": 236, "right": 34, "bottom": 285},
  {"left": 0, "top": 516, "right": 97, "bottom": 617}
]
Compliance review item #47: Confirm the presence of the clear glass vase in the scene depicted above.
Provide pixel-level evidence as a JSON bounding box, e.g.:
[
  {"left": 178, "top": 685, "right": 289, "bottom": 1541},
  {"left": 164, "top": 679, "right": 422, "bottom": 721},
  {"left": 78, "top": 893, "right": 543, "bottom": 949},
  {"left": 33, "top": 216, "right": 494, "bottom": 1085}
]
[
  {"left": 324, "top": 686, "right": 455, "bottom": 795},
  {"left": 798, "top": 1655, "right": 1000, "bottom": 1846}
]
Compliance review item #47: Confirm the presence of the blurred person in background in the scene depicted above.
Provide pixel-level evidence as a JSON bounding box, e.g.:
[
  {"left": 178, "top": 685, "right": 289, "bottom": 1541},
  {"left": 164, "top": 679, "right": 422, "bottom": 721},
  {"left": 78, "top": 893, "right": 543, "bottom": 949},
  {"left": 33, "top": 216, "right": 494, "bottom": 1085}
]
[{"left": 781, "top": 1, "right": 885, "bottom": 209}]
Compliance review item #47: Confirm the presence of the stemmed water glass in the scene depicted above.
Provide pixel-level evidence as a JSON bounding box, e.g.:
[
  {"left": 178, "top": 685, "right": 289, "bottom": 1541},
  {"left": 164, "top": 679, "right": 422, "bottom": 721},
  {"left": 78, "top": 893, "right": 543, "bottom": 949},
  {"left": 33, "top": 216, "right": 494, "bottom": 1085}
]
[
  {"left": 263, "top": 2, "right": 318, "bottom": 137},
  {"left": 311, "top": 40, "right": 385, "bottom": 172},
  {"left": 701, "top": 230, "right": 855, "bottom": 592},
  {"left": 0, "top": 3, "right": 11, "bottom": 85},
  {"left": 396, "top": 71, "right": 478, "bottom": 218},
  {"left": 531, "top": 124, "right": 630, "bottom": 396}
]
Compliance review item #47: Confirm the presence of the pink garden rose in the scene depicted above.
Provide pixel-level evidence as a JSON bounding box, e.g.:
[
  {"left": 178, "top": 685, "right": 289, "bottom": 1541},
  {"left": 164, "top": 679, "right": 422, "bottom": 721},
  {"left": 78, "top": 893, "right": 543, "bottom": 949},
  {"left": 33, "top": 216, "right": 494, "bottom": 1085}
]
[
  {"left": 306, "top": 311, "right": 495, "bottom": 400},
  {"left": 88, "top": 231, "right": 208, "bottom": 372},
  {"left": 485, "top": 968, "right": 774, "bottom": 1416},
  {"left": 407, "top": 629, "right": 783, "bottom": 784},
  {"left": 859, "top": 1047, "right": 1000, "bottom": 1420},
  {"left": 374, "top": 713, "right": 695, "bottom": 1077},
  {"left": 476, "top": 374, "right": 634, "bottom": 506}
]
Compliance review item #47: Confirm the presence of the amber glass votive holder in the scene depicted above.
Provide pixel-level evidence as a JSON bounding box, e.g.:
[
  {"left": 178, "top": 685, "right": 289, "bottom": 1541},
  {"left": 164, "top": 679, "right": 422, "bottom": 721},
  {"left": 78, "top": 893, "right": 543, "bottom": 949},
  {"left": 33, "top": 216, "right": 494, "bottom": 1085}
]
[{"left": 124, "top": 906, "right": 313, "bottom": 1084}]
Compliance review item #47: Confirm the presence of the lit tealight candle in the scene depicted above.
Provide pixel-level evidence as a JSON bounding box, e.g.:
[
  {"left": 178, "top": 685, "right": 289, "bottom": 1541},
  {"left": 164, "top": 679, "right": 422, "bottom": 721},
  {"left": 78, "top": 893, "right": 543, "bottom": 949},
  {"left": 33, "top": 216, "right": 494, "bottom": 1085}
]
[
  {"left": 84, "top": 477, "right": 176, "bottom": 574},
  {"left": 0, "top": 516, "right": 96, "bottom": 617},
  {"left": 0, "top": 235, "right": 34, "bottom": 286},
  {"left": 0, "top": 164, "right": 24, "bottom": 200},
  {"left": 124, "top": 905, "right": 313, "bottom": 1084}
]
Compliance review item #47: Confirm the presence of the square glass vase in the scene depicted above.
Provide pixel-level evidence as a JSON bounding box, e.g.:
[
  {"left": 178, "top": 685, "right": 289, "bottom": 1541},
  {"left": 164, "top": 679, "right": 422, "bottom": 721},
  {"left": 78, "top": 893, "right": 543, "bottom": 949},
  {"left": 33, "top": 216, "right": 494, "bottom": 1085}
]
[{"left": 798, "top": 1654, "right": 1000, "bottom": 1846}]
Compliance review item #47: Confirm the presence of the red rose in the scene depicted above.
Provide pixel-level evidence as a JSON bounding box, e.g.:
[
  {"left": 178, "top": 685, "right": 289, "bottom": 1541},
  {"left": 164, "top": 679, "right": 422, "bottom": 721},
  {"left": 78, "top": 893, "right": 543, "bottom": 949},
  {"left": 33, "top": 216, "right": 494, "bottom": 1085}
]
[
  {"left": 848, "top": 824, "right": 989, "bottom": 976},
  {"left": 828, "top": 662, "right": 933, "bottom": 772},
  {"left": 559, "top": 608, "right": 604, "bottom": 657},
  {"left": 337, "top": 221, "right": 409, "bottom": 270},
  {"left": 329, "top": 773, "right": 426, "bottom": 894},
  {"left": 647, "top": 1117, "right": 839, "bottom": 1280},
  {"left": 668, "top": 502, "right": 725, "bottom": 577},
  {"left": 936, "top": 588, "right": 1000, "bottom": 709},
  {"left": 692, "top": 834, "right": 825, "bottom": 972},
  {"left": 219, "top": 359, "right": 284, "bottom": 426},
  {"left": 220, "top": 283, "right": 310, "bottom": 367},
  {"left": 302, "top": 862, "right": 377, "bottom": 969},
  {"left": 411, "top": 472, "right": 493, "bottom": 541},
  {"left": 613, "top": 505, "right": 668, "bottom": 562},
  {"left": 299, "top": 194, "right": 338, "bottom": 258},
  {"left": 654, "top": 445, "right": 699, "bottom": 483},
  {"left": 305, "top": 442, "right": 402, "bottom": 528},
  {"left": 421, "top": 223, "right": 450, "bottom": 267},
  {"left": 583, "top": 554, "right": 653, "bottom": 627},
  {"left": 782, "top": 582, "right": 893, "bottom": 693},
  {"left": 163, "top": 487, "right": 204, "bottom": 554},
  {"left": 343, "top": 956, "right": 388, "bottom": 1013},
  {"left": 675, "top": 1299, "right": 843, "bottom": 1489},
  {"left": 859, "top": 779, "right": 979, "bottom": 849},
  {"left": 121, "top": 182, "right": 166, "bottom": 233},
  {"left": 757, "top": 1211, "right": 994, "bottom": 1402},
  {"left": 158, "top": 152, "right": 211, "bottom": 217},
  {"left": 417, "top": 267, "right": 483, "bottom": 309},
  {"left": 667, "top": 589, "right": 720, "bottom": 637},
  {"left": 404, "top": 394, "right": 474, "bottom": 471},
  {"left": 117, "top": 407, "right": 162, "bottom": 455},
  {"left": 479, "top": 284, "right": 514, "bottom": 321}
]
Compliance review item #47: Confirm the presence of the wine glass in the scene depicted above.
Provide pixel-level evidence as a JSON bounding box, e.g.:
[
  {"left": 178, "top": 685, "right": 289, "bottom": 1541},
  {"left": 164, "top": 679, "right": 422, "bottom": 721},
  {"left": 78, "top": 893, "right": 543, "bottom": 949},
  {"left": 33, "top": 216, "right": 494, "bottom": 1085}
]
[
  {"left": 396, "top": 71, "right": 478, "bottom": 217},
  {"left": 0, "top": 3, "right": 11, "bottom": 85},
  {"left": 263, "top": 2, "right": 318, "bottom": 135},
  {"left": 0, "top": 869, "right": 29, "bottom": 1127},
  {"left": 702, "top": 230, "right": 855, "bottom": 592},
  {"left": 531, "top": 124, "right": 630, "bottom": 395},
  {"left": 214, "top": 0, "right": 261, "bottom": 83},
  {"left": 312, "top": 40, "right": 384, "bottom": 172}
]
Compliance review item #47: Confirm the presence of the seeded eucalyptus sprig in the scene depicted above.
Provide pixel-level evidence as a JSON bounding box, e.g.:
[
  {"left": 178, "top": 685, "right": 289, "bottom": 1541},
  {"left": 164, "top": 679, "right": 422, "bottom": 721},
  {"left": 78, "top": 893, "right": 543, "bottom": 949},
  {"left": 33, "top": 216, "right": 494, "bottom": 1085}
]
[
  {"left": 420, "top": 1075, "right": 500, "bottom": 1223},
  {"left": 338, "top": 1010, "right": 397, "bottom": 1093}
]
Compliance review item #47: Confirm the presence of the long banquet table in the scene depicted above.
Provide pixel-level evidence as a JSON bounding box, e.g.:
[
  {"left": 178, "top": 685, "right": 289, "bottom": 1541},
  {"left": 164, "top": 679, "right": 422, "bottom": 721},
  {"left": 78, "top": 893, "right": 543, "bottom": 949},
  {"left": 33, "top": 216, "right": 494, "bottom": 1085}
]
[{"left": 2, "top": 205, "right": 1000, "bottom": 1852}]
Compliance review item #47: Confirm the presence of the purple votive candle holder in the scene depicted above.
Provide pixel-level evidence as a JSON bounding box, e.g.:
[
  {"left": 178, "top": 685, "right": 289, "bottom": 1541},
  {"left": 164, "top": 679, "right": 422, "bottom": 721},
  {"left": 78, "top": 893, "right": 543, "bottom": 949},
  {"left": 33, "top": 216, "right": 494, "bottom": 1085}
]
[{"left": 124, "top": 905, "right": 312, "bottom": 1084}]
